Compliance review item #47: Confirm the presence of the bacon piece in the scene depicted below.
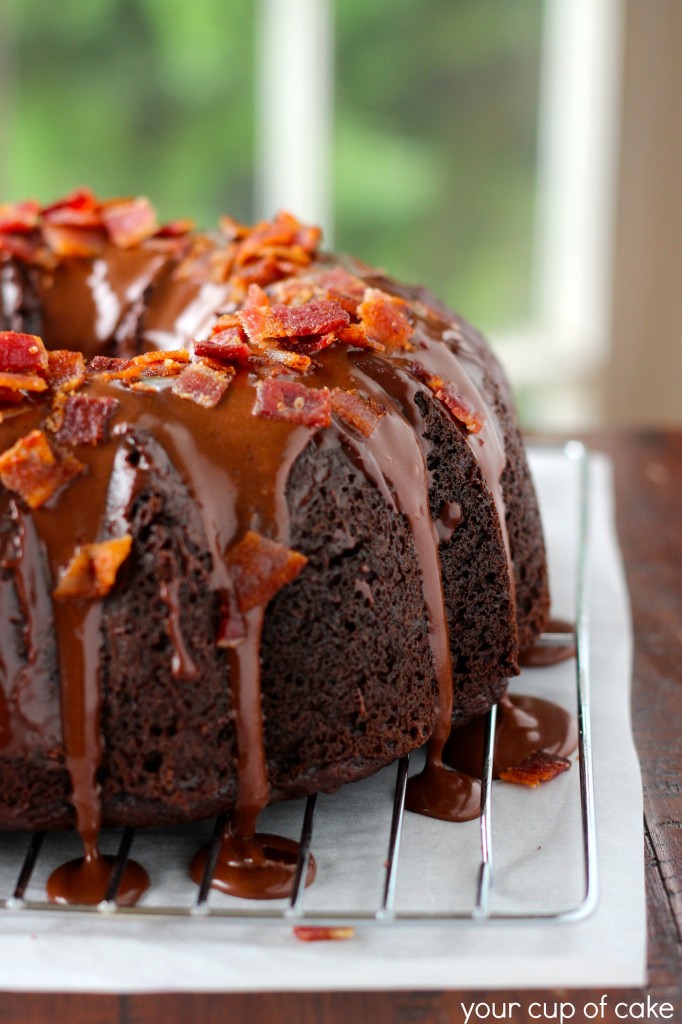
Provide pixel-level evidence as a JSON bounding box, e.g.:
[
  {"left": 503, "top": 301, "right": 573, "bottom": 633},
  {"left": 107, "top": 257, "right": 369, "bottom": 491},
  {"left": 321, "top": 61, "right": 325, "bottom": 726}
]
[
  {"left": 41, "top": 187, "right": 100, "bottom": 220},
  {"left": 0, "top": 201, "right": 40, "bottom": 234},
  {"left": 53, "top": 535, "right": 132, "bottom": 600},
  {"left": 253, "top": 345, "right": 312, "bottom": 374},
  {"left": 0, "top": 430, "right": 84, "bottom": 509},
  {"left": 88, "top": 355, "right": 131, "bottom": 377},
  {"left": 331, "top": 388, "right": 386, "bottom": 437},
  {"left": 102, "top": 197, "right": 158, "bottom": 249},
  {"left": 0, "top": 371, "right": 47, "bottom": 393},
  {"left": 171, "top": 362, "right": 233, "bottom": 408},
  {"left": 155, "top": 218, "right": 195, "bottom": 238},
  {"left": 253, "top": 378, "right": 331, "bottom": 427},
  {"left": 0, "top": 233, "right": 56, "bottom": 269},
  {"left": 244, "top": 283, "right": 270, "bottom": 308},
  {"left": 285, "top": 331, "right": 336, "bottom": 356},
  {"left": 41, "top": 188, "right": 104, "bottom": 228},
  {"left": 316, "top": 267, "right": 366, "bottom": 299},
  {"left": 336, "top": 323, "right": 383, "bottom": 351},
  {"left": 0, "top": 332, "right": 48, "bottom": 375},
  {"left": 292, "top": 927, "right": 355, "bottom": 942},
  {"left": 194, "top": 328, "right": 251, "bottom": 366},
  {"left": 89, "top": 349, "right": 190, "bottom": 382},
  {"left": 49, "top": 394, "right": 119, "bottom": 446},
  {"left": 239, "top": 299, "right": 349, "bottom": 344},
  {"left": 41, "top": 223, "right": 107, "bottom": 258},
  {"left": 235, "top": 210, "right": 317, "bottom": 266},
  {"left": 0, "top": 388, "right": 26, "bottom": 406},
  {"left": 410, "top": 362, "right": 484, "bottom": 435},
  {"left": 357, "top": 288, "right": 413, "bottom": 348},
  {"left": 219, "top": 214, "right": 249, "bottom": 241},
  {"left": 499, "top": 750, "right": 572, "bottom": 788},
  {"left": 226, "top": 530, "right": 307, "bottom": 612},
  {"left": 45, "top": 350, "right": 87, "bottom": 392}
]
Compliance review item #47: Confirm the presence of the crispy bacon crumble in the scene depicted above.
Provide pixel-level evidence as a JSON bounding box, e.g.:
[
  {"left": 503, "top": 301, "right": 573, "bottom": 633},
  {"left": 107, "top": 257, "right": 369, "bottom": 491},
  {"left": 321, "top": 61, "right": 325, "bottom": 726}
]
[
  {"left": 53, "top": 535, "right": 133, "bottom": 600},
  {"left": 225, "top": 531, "right": 307, "bottom": 613},
  {"left": 0, "top": 430, "right": 84, "bottom": 509},
  {"left": 499, "top": 750, "right": 572, "bottom": 788}
]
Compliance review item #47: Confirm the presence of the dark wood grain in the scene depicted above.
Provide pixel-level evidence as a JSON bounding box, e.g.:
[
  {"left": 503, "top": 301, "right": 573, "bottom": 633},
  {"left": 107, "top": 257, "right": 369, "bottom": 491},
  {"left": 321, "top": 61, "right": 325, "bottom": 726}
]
[{"left": 1, "top": 429, "right": 681, "bottom": 1024}]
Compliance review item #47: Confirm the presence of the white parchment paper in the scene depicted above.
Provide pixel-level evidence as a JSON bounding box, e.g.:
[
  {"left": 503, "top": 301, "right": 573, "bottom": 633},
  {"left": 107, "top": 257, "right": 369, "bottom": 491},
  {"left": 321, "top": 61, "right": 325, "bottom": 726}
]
[{"left": 0, "top": 448, "right": 646, "bottom": 991}]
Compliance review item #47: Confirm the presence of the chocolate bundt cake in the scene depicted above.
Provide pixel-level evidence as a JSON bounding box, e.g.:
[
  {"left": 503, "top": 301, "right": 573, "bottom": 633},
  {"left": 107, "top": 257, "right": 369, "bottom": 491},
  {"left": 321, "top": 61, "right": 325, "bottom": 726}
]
[{"left": 0, "top": 190, "right": 550, "bottom": 902}]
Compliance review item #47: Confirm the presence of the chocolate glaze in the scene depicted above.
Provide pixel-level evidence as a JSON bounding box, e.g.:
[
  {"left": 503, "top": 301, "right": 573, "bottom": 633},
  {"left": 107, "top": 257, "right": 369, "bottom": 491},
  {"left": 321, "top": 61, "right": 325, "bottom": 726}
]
[
  {"left": 46, "top": 850, "right": 149, "bottom": 906},
  {"left": 0, "top": 232, "right": 526, "bottom": 898},
  {"left": 190, "top": 832, "right": 316, "bottom": 900},
  {"left": 444, "top": 693, "right": 578, "bottom": 779},
  {"left": 519, "top": 617, "right": 576, "bottom": 668}
]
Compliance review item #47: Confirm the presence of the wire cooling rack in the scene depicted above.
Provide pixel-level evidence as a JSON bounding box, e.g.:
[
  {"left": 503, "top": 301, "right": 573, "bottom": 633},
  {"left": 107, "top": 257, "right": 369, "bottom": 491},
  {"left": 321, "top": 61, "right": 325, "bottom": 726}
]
[{"left": 0, "top": 441, "right": 596, "bottom": 926}]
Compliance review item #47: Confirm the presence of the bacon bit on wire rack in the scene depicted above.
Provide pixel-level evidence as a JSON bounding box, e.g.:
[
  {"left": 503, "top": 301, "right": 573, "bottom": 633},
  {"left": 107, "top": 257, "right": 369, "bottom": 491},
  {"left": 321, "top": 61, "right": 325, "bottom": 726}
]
[
  {"left": 53, "top": 535, "right": 133, "bottom": 600},
  {"left": 47, "top": 394, "right": 120, "bottom": 446},
  {"left": 499, "top": 750, "right": 572, "bottom": 788},
  {"left": 225, "top": 530, "right": 307, "bottom": 612},
  {"left": 0, "top": 429, "right": 84, "bottom": 509},
  {"left": 253, "top": 378, "right": 331, "bottom": 428},
  {"left": 292, "top": 927, "right": 355, "bottom": 942}
]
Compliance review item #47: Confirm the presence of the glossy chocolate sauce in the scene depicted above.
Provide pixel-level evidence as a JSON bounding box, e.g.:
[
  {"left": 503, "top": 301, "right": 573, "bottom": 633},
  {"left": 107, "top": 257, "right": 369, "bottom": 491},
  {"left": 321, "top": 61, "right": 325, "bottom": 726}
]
[
  {"left": 519, "top": 617, "right": 576, "bottom": 668},
  {"left": 444, "top": 692, "right": 578, "bottom": 779},
  {"left": 0, "top": 233, "right": 521, "bottom": 898}
]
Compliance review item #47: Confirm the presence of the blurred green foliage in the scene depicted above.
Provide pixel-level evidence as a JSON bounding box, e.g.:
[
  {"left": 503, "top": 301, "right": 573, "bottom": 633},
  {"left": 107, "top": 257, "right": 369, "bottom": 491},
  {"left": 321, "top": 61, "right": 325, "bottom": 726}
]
[
  {"left": 3, "top": 0, "right": 542, "bottom": 333},
  {"left": 335, "top": 0, "right": 543, "bottom": 330},
  {"left": 3, "top": 0, "right": 256, "bottom": 226}
]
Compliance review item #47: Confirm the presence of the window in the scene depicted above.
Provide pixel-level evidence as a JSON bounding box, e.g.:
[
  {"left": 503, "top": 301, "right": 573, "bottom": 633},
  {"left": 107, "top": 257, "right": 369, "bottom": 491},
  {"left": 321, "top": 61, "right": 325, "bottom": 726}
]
[{"left": 2, "top": 0, "right": 627, "bottom": 428}]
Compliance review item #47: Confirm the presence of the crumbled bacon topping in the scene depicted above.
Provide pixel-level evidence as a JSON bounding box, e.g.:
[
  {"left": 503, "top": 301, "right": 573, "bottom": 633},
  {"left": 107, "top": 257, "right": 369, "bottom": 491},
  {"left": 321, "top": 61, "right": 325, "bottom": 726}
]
[
  {"left": 253, "top": 378, "right": 331, "bottom": 428},
  {"left": 48, "top": 394, "right": 119, "bottom": 446},
  {"left": 0, "top": 332, "right": 48, "bottom": 375},
  {"left": 0, "top": 371, "right": 47, "bottom": 394},
  {"left": 239, "top": 299, "right": 349, "bottom": 344},
  {"left": 102, "top": 197, "right": 158, "bottom": 249},
  {"left": 357, "top": 288, "right": 413, "bottom": 348},
  {"left": 499, "top": 750, "right": 572, "bottom": 788},
  {"left": 331, "top": 388, "right": 386, "bottom": 437},
  {"left": 88, "top": 349, "right": 190, "bottom": 383},
  {"left": 171, "top": 362, "right": 233, "bottom": 408},
  {"left": 44, "top": 350, "right": 86, "bottom": 392},
  {"left": 194, "top": 327, "right": 251, "bottom": 366},
  {"left": 226, "top": 530, "right": 307, "bottom": 613},
  {"left": 41, "top": 224, "right": 106, "bottom": 259},
  {"left": 0, "top": 430, "right": 84, "bottom": 508},
  {"left": 0, "top": 201, "right": 40, "bottom": 234},
  {"left": 53, "top": 535, "right": 133, "bottom": 600},
  {"left": 410, "top": 361, "right": 484, "bottom": 435}
]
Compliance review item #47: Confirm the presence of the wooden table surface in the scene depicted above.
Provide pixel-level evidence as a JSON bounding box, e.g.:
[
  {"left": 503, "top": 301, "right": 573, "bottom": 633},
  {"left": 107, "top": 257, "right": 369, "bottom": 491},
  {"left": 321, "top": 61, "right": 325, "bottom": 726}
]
[{"left": 1, "top": 429, "right": 680, "bottom": 1024}]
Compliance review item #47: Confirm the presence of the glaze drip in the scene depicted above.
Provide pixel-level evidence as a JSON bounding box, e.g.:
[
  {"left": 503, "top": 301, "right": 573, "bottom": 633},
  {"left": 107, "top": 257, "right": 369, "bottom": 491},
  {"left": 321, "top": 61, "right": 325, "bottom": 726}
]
[{"left": 444, "top": 693, "right": 578, "bottom": 779}]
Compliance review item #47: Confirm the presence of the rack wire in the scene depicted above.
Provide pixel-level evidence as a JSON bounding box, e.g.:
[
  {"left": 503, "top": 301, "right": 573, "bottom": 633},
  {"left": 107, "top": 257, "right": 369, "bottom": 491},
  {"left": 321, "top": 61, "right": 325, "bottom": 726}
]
[{"left": 1, "top": 441, "right": 597, "bottom": 926}]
